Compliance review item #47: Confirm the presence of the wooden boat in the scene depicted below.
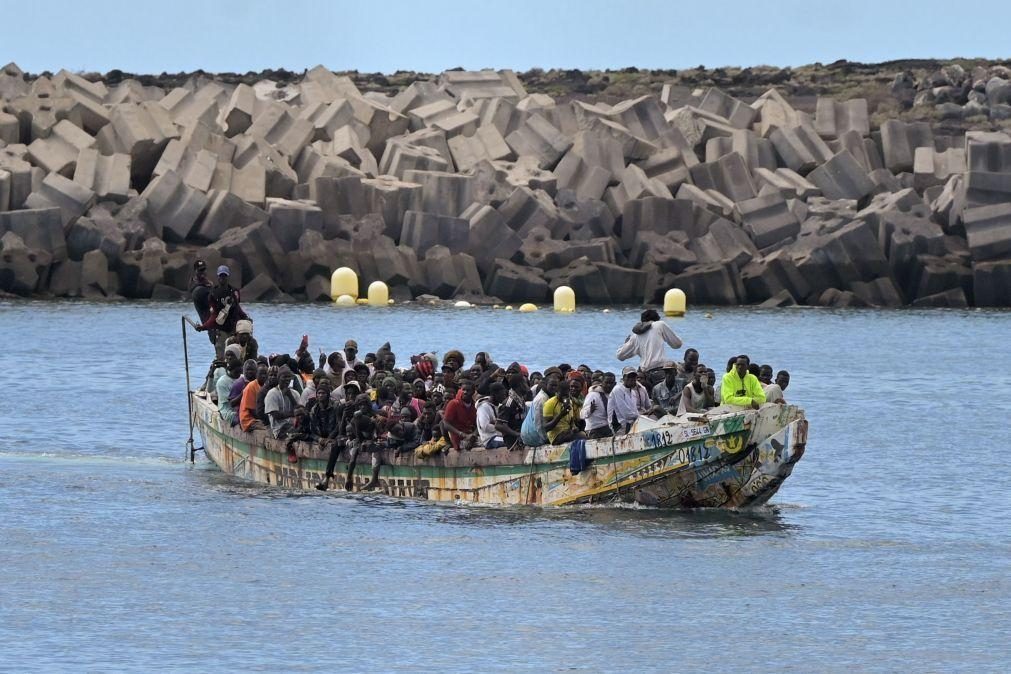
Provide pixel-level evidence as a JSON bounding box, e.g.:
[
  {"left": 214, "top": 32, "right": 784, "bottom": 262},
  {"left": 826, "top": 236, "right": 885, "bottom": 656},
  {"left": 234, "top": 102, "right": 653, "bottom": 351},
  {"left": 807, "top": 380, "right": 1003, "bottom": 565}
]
[{"left": 190, "top": 391, "right": 807, "bottom": 508}]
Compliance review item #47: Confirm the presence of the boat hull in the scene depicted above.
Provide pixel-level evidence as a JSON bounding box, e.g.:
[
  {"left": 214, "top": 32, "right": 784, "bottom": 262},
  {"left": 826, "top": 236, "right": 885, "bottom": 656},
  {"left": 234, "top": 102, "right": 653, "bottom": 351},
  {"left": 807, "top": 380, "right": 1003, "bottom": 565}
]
[{"left": 192, "top": 393, "right": 806, "bottom": 509}]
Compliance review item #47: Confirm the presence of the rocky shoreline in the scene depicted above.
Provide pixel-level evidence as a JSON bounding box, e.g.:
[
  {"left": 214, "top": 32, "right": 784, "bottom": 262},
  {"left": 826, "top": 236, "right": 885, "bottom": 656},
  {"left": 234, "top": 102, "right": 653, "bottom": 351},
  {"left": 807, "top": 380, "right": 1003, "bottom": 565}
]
[{"left": 2, "top": 59, "right": 1010, "bottom": 307}]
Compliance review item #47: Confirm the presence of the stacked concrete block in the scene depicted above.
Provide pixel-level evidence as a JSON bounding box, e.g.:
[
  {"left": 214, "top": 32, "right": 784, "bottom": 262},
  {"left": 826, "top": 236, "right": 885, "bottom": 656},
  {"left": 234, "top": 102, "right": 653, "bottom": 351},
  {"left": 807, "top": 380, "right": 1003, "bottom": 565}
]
[
  {"left": 248, "top": 105, "right": 315, "bottom": 159},
  {"left": 461, "top": 203, "right": 522, "bottom": 274},
  {"left": 690, "top": 218, "right": 758, "bottom": 268},
  {"left": 266, "top": 198, "right": 323, "bottom": 251},
  {"left": 402, "top": 169, "right": 475, "bottom": 217},
  {"left": 697, "top": 88, "right": 757, "bottom": 130},
  {"left": 879, "top": 120, "right": 934, "bottom": 173},
  {"left": 380, "top": 142, "right": 449, "bottom": 180},
  {"left": 607, "top": 96, "right": 671, "bottom": 141},
  {"left": 769, "top": 122, "right": 834, "bottom": 173},
  {"left": 73, "top": 148, "right": 131, "bottom": 203},
  {"left": 439, "top": 70, "right": 526, "bottom": 102},
  {"left": 553, "top": 151, "right": 611, "bottom": 201},
  {"left": 360, "top": 176, "right": 423, "bottom": 238},
  {"left": 814, "top": 98, "right": 870, "bottom": 139},
  {"left": 751, "top": 89, "right": 806, "bottom": 138},
  {"left": 605, "top": 164, "right": 673, "bottom": 216},
  {"left": 689, "top": 152, "right": 756, "bottom": 203},
  {"left": 159, "top": 84, "right": 226, "bottom": 129},
  {"left": 0, "top": 231, "right": 52, "bottom": 294},
  {"left": 505, "top": 113, "right": 571, "bottom": 169},
  {"left": 26, "top": 119, "right": 95, "bottom": 176},
  {"left": 832, "top": 129, "right": 875, "bottom": 172},
  {"left": 23, "top": 172, "right": 94, "bottom": 228},
  {"left": 0, "top": 148, "right": 39, "bottom": 209},
  {"left": 400, "top": 210, "right": 469, "bottom": 256},
  {"left": 140, "top": 169, "right": 210, "bottom": 242},
  {"left": 497, "top": 186, "right": 562, "bottom": 238},
  {"left": 620, "top": 197, "right": 697, "bottom": 250},
  {"left": 555, "top": 190, "right": 615, "bottom": 241},
  {"left": 195, "top": 190, "right": 268, "bottom": 243},
  {"left": 912, "top": 147, "right": 966, "bottom": 192},
  {"left": 962, "top": 203, "right": 1011, "bottom": 261},
  {"left": 448, "top": 125, "right": 512, "bottom": 172},
  {"left": 635, "top": 144, "right": 697, "bottom": 192},
  {"left": 98, "top": 101, "right": 179, "bottom": 183},
  {"left": 736, "top": 193, "right": 801, "bottom": 248},
  {"left": 0, "top": 207, "right": 66, "bottom": 261},
  {"left": 299, "top": 99, "right": 360, "bottom": 143},
  {"left": 0, "top": 111, "right": 19, "bottom": 144},
  {"left": 807, "top": 151, "right": 875, "bottom": 202},
  {"left": 753, "top": 167, "right": 820, "bottom": 200}
]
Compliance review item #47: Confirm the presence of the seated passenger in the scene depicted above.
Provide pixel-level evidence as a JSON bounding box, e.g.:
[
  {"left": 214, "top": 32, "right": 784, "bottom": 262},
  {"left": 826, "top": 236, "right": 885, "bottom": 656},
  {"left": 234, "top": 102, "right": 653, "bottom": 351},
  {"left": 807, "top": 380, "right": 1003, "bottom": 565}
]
[
  {"left": 240, "top": 363, "right": 268, "bottom": 431},
  {"left": 255, "top": 366, "right": 279, "bottom": 424},
  {"left": 607, "top": 367, "right": 651, "bottom": 434},
  {"left": 720, "top": 355, "right": 767, "bottom": 409},
  {"left": 581, "top": 372, "right": 615, "bottom": 439},
  {"left": 763, "top": 369, "right": 790, "bottom": 404},
  {"left": 475, "top": 382, "right": 510, "bottom": 449},
  {"left": 264, "top": 368, "right": 304, "bottom": 461},
  {"left": 543, "top": 380, "right": 586, "bottom": 445},
  {"left": 223, "top": 359, "right": 257, "bottom": 427},
  {"left": 442, "top": 381, "right": 478, "bottom": 450},
  {"left": 386, "top": 422, "right": 422, "bottom": 454},
  {"left": 216, "top": 356, "right": 243, "bottom": 425},
  {"left": 678, "top": 364, "right": 715, "bottom": 414},
  {"left": 650, "top": 361, "right": 683, "bottom": 417}
]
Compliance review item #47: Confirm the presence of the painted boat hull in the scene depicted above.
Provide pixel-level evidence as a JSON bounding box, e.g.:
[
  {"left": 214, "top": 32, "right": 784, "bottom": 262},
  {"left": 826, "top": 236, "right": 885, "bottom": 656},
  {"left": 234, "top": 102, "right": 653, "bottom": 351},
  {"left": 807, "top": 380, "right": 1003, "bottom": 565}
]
[{"left": 192, "top": 392, "right": 807, "bottom": 508}]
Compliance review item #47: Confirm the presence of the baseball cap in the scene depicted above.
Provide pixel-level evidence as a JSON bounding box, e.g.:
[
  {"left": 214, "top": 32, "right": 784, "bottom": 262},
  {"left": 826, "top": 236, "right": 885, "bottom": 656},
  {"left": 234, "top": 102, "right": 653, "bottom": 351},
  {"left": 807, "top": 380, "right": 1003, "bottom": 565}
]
[
  {"left": 216, "top": 265, "right": 230, "bottom": 276},
  {"left": 662, "top": 360, "right": 678, "bottom": 370},
  {"left": 621, "top": 366, "right": 638, "bottom": 377},
  {"left": 345, "top": 339, "right": 358, "bottom": 350}
]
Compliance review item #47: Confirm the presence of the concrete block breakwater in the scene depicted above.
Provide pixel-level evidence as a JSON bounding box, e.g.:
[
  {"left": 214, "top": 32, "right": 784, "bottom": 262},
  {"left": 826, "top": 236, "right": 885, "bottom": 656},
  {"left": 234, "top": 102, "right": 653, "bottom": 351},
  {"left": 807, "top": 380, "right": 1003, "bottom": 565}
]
[{"left": 1, "top": 61, "right": 1010, "bottom": 307}]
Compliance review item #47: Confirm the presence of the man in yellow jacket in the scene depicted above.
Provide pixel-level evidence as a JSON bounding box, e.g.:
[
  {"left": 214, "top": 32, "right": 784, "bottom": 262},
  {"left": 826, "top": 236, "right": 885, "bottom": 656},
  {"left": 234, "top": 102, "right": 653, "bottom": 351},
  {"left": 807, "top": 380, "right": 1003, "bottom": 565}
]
[{"left": 720, "top": 355, "right": 767, "bottom": 409}]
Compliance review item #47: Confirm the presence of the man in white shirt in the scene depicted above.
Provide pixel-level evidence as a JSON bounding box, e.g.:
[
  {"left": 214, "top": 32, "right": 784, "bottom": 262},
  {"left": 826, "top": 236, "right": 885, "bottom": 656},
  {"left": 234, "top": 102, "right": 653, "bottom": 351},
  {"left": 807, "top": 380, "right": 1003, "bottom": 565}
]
[
  {"left": 581, "top": 372, "right": 616, "bottom": 439},
  {"left": 616, "top": 309, "right": 684, "bottom": 387},
  {"left": 475, "top": 382, "right": 509, "bottom": 449},
  {"left": 607, "top": 367, "right": 652, "bottom": 435}
]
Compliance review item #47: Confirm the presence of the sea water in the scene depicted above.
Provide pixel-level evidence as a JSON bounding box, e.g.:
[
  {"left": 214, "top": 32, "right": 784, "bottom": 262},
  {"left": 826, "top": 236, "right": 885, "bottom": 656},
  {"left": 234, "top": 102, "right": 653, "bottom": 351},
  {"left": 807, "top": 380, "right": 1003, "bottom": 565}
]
[{"left": 1, "top": 300, "right": 1009, "bottom": 672}]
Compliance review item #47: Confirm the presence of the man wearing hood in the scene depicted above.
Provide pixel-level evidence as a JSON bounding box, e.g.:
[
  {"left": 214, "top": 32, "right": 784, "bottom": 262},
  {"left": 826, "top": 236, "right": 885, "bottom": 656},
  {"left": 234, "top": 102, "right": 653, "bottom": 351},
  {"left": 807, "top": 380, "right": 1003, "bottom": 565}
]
[
  {"left": 616, "top": 309, "right": 684, "bottom": 386},
  {"left": 720, "top": 355, "right": 767, "bottom": 409}
]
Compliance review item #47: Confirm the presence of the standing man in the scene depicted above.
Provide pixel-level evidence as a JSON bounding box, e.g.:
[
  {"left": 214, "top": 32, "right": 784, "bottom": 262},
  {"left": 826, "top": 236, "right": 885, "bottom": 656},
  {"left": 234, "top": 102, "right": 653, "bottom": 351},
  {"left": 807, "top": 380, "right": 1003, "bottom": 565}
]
[
  {"left": 189, "top": 260, "right": 215, "bottom": 346},
  {"left": 195, "top": 265, "right": 250, "bottom": 360},
  {"left": 616, "top": 309, "right": 683, "bottom": 387},
  {"left": 720, "top": 355, "right": 767, "bottom": 409}
]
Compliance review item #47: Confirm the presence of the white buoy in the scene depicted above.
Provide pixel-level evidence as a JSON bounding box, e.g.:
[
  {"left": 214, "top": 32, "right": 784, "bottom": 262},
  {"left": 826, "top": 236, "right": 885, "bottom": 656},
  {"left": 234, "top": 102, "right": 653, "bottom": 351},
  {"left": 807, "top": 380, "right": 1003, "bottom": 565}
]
[
  {"left": 367, "top": 281, "right": 389, "bottom": 307},
  {"left": 335, "top": 294, "right": 356, "bottom": 307},
  {"left": 553, "top": 285, "right": 575, "bottom": 312},
  {"left": 454, "top": 300, "right": 472, "bottom": 308},
  {"left": 519, "top": 303, "right": 538, "bottom": 312},
  {"left": 664, "top": 288, "right": 687, "bottom": 317},
  {"left": 330, "top": 267, "right": 358, "bottom": 300}
]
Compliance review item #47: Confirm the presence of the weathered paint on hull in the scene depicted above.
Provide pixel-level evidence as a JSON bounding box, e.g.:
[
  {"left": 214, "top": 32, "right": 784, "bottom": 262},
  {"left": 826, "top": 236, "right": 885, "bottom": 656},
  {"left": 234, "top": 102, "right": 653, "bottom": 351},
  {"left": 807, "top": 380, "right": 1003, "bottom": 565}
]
[{"left": 192, "top": 393, "right": 807, "bottom": 509}]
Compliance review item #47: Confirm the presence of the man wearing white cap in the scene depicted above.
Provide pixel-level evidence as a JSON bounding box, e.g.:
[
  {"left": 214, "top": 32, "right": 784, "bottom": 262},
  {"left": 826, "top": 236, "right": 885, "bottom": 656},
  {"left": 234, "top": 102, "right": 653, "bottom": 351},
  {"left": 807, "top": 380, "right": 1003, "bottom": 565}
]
[
  {"left": 195, "top": 265, "right": 250, "bottom": 359},
  {"left": 607, "top": 367, "right": 652, "bottom": 435},
  {"left": 225, "top": 319, "right": 258, "bottom": 361}
]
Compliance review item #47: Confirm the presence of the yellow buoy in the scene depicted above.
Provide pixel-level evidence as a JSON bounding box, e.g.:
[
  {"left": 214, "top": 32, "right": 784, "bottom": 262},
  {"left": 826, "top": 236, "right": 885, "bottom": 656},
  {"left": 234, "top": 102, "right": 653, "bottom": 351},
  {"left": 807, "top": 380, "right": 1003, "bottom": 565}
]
[
  {"left": 367, "top": 281, "right": 389, "bottom": 307},
  {"left": 355, "top": 298, "right": 369, "bottom": 305},
  {"left": 519, "top": 303, "right": 538, "bottom": 312},
  {"left": 553, "top": 285, "right": 575, "bottom": 312},
  {"left": 335, "top": 294, "right": 356, "bottom": 307},
  {"left": 505, "top": 305, "right": 514, "bottom": 311},
  {"left": 388, "top": 299, "right": 395, "bottom": 305},
  {"left": 330, "top": 267, "right": 358, "bottom": 300},
  {"left": 664, "top": 288, "right": 687, "bottom": 317}
]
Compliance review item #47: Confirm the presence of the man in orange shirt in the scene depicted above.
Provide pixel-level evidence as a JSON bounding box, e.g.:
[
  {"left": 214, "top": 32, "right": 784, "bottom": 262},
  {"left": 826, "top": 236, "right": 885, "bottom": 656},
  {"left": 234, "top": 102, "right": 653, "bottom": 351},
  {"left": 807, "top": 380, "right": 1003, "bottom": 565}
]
[{"left": 240, "top": 363, "right": 269, "bottom": 431}]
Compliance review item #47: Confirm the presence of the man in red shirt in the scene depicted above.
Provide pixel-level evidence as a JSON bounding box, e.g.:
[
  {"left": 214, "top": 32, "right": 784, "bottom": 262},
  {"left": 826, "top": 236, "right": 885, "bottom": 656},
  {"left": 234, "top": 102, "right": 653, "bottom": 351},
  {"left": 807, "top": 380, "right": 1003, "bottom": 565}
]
[{"left": 442, "top": 381, "right": 477, "bottom": 450}]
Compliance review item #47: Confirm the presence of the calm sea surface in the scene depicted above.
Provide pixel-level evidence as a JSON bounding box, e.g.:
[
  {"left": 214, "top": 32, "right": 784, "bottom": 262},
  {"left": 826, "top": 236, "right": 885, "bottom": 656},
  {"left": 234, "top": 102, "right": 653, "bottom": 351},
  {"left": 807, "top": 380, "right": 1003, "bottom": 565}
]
[{"left": 1, "top": 300, "right": 1009, "bottom": 672}]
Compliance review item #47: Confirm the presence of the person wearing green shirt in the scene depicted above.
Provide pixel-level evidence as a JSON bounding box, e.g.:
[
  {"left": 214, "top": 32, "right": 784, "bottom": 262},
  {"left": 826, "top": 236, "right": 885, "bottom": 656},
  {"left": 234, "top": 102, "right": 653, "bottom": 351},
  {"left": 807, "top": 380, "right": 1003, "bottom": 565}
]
[{"left": 720, "top": 355, "right": 767, "bottom": 409}]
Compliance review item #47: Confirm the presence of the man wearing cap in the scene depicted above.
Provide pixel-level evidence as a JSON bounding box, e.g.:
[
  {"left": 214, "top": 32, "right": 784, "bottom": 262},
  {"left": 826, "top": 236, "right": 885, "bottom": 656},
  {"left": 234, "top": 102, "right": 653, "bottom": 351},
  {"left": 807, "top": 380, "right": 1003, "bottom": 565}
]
[
  {"left": 650, "top": 361, "right": 685, "bottom": 417},
  {"left": 616, "top": 309, "right": 684, "bottom": 387},
  {"left": 225, "top": 319, "right": 258, "bottom": 362},
  {"left": 343, "top": 340, "right": 363, "bottom": 370},
  {"left": 188, "top": 259, "right": 215, "bottom": 346},
  {"left": 195, "top": 265, "right": 250, "bottom": 359},
  {"left": 607, "top": 367, "right": 652, "bottom": 434}
]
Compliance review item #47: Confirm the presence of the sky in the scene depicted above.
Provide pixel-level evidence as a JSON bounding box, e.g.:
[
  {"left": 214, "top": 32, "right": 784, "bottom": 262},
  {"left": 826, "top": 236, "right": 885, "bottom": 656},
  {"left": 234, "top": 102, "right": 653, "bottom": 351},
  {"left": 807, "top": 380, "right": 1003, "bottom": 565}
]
[{"left": 2, "top": 0, "right": 1009, "bottom": 75}]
